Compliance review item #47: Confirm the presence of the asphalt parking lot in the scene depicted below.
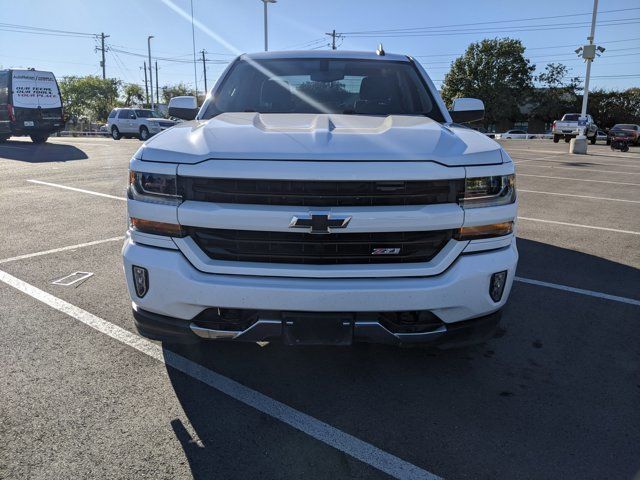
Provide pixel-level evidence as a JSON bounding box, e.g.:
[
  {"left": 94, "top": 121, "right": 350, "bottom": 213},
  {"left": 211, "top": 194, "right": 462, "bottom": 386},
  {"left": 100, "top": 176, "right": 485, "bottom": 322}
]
[{"left": 1, "top": 136, "right": 638, "bottom": 480}]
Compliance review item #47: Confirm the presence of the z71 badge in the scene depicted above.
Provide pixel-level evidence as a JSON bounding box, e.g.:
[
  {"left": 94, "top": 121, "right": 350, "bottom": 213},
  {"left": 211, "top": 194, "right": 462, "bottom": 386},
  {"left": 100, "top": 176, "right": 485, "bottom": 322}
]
[{"left": 371, "top": 248, "right": 401, "bottom": 255}]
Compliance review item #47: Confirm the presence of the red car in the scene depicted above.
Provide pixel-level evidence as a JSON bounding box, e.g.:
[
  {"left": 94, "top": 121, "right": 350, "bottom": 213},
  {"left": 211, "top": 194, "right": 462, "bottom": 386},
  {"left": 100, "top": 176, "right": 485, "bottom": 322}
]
[{"left": 606, "top": 124, "right": 640, "bottom": 146}]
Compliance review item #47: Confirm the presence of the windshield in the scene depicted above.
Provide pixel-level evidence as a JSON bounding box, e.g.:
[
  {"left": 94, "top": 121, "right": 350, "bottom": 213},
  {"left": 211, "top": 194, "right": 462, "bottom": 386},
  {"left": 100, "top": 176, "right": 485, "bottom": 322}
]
[
  {"left": 201, "top": 58, "right": 443, "bottom": 120},
  {"left": 612, "top": 124, "right": 635, "bottom": 130},
  {"left": 562, "top": 114, "right": 581, "bottom": 121},
  {"left": 135, "top": 109, "right": 160, "bottom": 118}
]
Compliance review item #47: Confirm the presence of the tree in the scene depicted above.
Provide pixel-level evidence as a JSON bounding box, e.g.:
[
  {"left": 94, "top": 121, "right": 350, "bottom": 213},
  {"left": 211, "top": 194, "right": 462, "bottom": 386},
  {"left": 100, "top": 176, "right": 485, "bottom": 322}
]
[
  {"left": 162, "top": 83, "right": 195, "bottom": 104},
  {"left": 441, "top": 38, "right": 535, "bottom": 127},
  {"left": 586, "top": 88, "right": 640, "bottom": 129},
  {"left": 59, "top": 76, "right": 120, "bottom": 122},
  {"left": 531, "top": 63, "right": 581, "bottom": 124},
  {"left": 123, "top": 84, "right": 145, "bottom": 106}
]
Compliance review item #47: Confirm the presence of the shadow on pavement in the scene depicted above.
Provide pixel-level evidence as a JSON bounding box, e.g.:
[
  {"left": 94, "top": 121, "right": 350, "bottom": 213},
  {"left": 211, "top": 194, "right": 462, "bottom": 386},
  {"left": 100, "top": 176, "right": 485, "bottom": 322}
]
[
  {"left": 162, "top": 238, "right": 640, "bottom": 480},
  {"left": 0, "top": 140, "right": 88, "bottom": 162}
]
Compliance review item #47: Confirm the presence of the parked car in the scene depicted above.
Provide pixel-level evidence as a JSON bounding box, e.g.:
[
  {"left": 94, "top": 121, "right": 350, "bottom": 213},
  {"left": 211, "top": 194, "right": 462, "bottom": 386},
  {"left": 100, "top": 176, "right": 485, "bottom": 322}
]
[
  {"left": 0, "top": 68, "right": 65, "bottom": 143},
  {"left": 596, "top": 129, "right": 607, "bottom": 142},
  {"left": 123, "top": 50, "right": 518, "bottom": 348},
  {"left": 606, "top": 124, "right": 639, "bottom": 146},
  {"left": 106, "top": 108, "right": 176, "bottom": 141},
  {"left": 552, "top": 113, "right": 597, "bottom": 144},
  {"left": 495, "top": 129, "right": 535, "bottom": 140}
]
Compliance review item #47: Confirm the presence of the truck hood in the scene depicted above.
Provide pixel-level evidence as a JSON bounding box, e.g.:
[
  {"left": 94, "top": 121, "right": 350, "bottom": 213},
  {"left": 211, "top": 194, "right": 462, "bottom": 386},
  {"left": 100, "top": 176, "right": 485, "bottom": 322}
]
[{"left": 136, "top": 113, "right": 503, "bottom": 166}]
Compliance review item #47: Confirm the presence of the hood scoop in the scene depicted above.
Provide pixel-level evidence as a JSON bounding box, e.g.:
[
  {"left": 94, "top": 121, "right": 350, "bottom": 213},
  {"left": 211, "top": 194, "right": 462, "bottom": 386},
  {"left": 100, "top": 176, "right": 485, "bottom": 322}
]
[{"left": 249, "top": 113, "right": 422, "bottom": 134}]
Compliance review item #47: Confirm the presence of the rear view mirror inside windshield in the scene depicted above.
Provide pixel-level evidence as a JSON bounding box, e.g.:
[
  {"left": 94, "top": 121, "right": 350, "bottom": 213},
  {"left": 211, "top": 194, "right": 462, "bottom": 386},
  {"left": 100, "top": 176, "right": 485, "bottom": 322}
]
[{"left": 310, "top": 71, "right": 345, "bottom": 82}]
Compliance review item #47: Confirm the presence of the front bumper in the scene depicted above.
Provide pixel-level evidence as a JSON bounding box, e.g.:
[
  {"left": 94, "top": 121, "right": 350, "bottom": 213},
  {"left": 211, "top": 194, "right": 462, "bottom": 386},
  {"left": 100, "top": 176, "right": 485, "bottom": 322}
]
[
  {"left": 132, "top": 304, "right": 502, "bottom": 348},
  {"left": 122, "top": 237, "right": 517, "bottom": 344}
]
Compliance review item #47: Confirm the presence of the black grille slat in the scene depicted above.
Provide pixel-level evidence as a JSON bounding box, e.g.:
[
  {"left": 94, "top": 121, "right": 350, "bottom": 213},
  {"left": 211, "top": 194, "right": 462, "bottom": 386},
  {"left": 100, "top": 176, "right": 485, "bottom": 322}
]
[
  {"left": 179, "top": 178, "right": 463, "bottom": 207},
  {"left": 187, "top": 228, "right": 453, "bottom": 265}
]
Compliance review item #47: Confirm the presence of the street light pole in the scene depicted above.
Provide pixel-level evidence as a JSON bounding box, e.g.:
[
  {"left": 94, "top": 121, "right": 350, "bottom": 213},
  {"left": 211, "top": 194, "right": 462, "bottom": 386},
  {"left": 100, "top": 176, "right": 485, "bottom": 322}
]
[
  {"left": 580, "top": 0, "right": 598, "bottom": 123},
  {"left": 147, "top": 35, "right": 154, "bottom": 112},
  {"left": 261, "top": 0, "right": 277, "bottom": 52},
  {"left": 190, "top": 0, "right": 198, "bottom": 101},
  {"left": 570, "top": 0, "right": 602, "bottom": 154}
]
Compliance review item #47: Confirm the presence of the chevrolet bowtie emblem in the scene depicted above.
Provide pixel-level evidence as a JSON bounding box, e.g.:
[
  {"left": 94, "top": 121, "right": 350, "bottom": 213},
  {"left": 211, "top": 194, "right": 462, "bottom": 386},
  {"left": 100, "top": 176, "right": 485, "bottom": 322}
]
[{"left": 289, "top": 213, "right": 351, "bottom": 234}]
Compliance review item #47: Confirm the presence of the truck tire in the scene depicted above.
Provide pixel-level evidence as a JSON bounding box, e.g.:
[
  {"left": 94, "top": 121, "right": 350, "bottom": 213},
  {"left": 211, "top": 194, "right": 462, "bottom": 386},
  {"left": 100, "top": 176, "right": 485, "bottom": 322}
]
[
  {"left": 564, "top": 137, "right": 571, "bottom": 143},
  {"left": 139, "top": 126, "right": 150, "bottom": 141},
  {"left": 606, "top": 138, "right": 611, "bottom": 145},
  {"left": 111, "top": 126, "right": 122, "bottom": 140},
  {"left": 553, "top": 134, "right": 560, "bottom": 143},
  {"left": 30, "top": 134, "right": 49, "bottom": 144},
  {"left": 590, "top": 135, "right": 596, "bottom": 145}
]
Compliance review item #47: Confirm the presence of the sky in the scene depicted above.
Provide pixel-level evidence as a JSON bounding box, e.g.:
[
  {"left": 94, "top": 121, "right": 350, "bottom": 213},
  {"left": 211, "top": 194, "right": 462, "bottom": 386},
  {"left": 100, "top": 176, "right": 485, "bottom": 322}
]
[{"left": 0, "top": 0, "right": 638, "bottom": 97}]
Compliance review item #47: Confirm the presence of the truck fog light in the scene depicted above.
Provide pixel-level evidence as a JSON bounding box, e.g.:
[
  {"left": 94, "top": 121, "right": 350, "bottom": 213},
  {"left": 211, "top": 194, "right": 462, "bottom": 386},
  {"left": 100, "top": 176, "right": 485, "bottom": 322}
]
[
  {"left": 490, "top": 271, "right": 507, "bottom": 302},
  {"left": 132, "top": 266, "right": 149, "bottom": 298}
]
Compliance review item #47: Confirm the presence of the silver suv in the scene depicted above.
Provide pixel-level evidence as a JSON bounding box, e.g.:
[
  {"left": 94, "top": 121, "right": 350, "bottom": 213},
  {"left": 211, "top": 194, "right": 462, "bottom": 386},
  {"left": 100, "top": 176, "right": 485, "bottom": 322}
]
[{"left": 107, "top": 108, "right": 176, "bottom": 141}]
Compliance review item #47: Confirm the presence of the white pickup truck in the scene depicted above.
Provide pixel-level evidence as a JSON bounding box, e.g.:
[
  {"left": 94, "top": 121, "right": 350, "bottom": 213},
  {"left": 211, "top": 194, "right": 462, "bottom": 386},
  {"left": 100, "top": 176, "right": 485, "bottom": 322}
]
[
  {"left": 552, "top": 113, "right": 597, "bottom": 144},
  {"left": 123, "top": 50, "right": 518, "bottom": 348}
]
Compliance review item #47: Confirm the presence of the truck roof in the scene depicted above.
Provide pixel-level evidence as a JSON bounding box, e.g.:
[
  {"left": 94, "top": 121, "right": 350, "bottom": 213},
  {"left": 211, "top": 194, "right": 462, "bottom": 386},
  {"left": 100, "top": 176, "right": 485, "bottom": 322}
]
[{"left": 241, "top": 50, "right": 411, "bottom": 62}]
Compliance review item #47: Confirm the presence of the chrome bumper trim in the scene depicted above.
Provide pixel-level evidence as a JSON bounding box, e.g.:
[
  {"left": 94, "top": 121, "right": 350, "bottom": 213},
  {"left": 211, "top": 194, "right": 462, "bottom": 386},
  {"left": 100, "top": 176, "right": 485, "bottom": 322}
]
[{"left": 189, "top": 319, "right": 447, "bottom": 344}]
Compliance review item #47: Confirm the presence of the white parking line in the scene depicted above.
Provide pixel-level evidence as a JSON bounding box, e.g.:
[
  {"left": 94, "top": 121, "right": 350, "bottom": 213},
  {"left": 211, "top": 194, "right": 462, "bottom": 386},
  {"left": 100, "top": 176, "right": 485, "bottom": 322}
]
[
  {"left": 518, "top": 189, "right": 640, "bottom": 204},
  {"left": 518, "top": 173, "right": 640, "bottom": 187},
  {"left": 0, "top": 269, "right": 440, "bottom": 480},
  {"left": 517, "top": 164, "right": 640, "bottom": 175},
  {"left": 516, "top": 158, "right": 640, "bottom": 169},
  {"left": 515, "top": 276, "right": 640, "bottom": 307},
  {"left": 505, "top": 147, "right": 640, "bottom": 159},
  {"left": 0, "top": 237, "right": 124, "bottom": 264},
  {"left": 518, "top": 217, "right": 640, "bottom": 235},
  {"left": 27, "top": 179, "right": 126, "bottom": 201}
]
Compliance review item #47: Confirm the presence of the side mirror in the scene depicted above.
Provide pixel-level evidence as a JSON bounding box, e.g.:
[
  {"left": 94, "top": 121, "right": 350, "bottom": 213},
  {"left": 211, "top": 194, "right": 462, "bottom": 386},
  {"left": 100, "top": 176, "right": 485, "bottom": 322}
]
[
  {"left": 168, "top": 96, "right": 198, "bottom": 121},
  {"left": 449, "top": 98, "right": 484, "bottom": 124}
]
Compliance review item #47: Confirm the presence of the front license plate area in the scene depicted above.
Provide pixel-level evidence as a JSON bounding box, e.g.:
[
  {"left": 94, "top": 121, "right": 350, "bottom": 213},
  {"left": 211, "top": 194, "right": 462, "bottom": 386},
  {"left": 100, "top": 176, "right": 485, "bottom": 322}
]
[
  {"left": 24, "top": 121, "right": 35, "bottom": 127},
  {"left": 282, "top": 312, "right": 353, "bottom": 346}
]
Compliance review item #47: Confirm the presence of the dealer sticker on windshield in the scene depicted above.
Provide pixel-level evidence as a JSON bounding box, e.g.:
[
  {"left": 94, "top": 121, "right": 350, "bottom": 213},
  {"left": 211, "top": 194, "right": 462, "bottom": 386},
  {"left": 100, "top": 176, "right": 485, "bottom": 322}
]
[{"left": 24, "top": 121, "right": 34, "bottom": 127}]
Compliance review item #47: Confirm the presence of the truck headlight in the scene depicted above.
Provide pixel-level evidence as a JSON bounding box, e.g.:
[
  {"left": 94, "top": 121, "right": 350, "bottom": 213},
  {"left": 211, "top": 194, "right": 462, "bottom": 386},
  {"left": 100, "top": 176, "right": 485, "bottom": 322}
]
[
  {"left": 128, "top": 171, "right": 181, "bottom": 205},
  {"left": 460, "top": 175, "right": 516, "bottom": 208}
]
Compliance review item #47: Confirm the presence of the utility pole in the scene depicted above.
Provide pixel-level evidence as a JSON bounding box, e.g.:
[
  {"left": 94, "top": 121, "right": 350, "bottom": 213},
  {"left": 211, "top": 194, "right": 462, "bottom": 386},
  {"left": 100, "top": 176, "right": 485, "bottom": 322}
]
[
  {"left": 326, "top": 29, "right": 339, "bottom": 50},
  {"left": 143, "top": 62, "right": 149, "bottom": 107},
  {"left": 99, "top": 32, "right": 110, "bottom": 79},
  {"left": 200, "top": 50, "right": 208, "bottom": 94},
  {"left": 147, "top": 36, "right": 154, "bottom": 111},
  {"left": 261, "top": 0, "right": 277, "bottom": 51},
  {"left": 155, "top": 61, "right": 159, "bottom": 106}
]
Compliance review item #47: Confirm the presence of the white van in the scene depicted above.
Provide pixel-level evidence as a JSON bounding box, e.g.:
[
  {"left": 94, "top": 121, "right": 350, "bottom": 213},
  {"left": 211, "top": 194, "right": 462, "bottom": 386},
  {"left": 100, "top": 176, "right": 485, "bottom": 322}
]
[{"left": 0, "top": 68, "right": 65, "bottom": 143}]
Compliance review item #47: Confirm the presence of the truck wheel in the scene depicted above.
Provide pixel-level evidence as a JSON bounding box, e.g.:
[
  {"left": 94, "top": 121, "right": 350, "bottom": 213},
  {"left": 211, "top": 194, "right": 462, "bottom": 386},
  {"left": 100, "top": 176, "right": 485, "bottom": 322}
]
[
  {"left": 606, "top": 138, "right": 611, "bottom": 145},
  {"left": 590, "top": 135, "right": 596, "bottom": 145},
  {"left": 139, "top": 126, "right": 150, "bottom": 141},
  {"left": 111, "top": 126, "right": 122, "bottom": 140},
  {"left": 30, "top": 134, "right": 49, "bottom": 144},
  {"left": 621, "top": 144, "right": 629, "bottom": 153},
  {"left": 552, "top": 134, "right": 560, "bottom": 143},
  {"left": 564, "top": 137, "right": 571, "bottom": 143}
]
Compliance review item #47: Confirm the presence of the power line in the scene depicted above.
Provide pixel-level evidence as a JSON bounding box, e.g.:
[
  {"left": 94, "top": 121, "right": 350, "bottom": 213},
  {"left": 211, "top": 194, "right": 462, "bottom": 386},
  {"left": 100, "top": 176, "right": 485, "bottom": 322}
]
[
  {"left": 413, "top": 36, "right": 640, "bottom": 58},
  {"left": 344, "top": 19, "right": 640, "bottom": 38},
  {"left": 340, "top": 7, "right": 640, "bottom": 34},
  {"left": 281, "top": 37, "right": 327, "bottom": 50},
  {"left": 0, "top": 27, "right": 96, "bottom": 38},
  {"left": 0, "top": 22, "right": 96, "bottom": 37},
  {"left": 108, "top": 45, "right": 229, "bottom": 64}
]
